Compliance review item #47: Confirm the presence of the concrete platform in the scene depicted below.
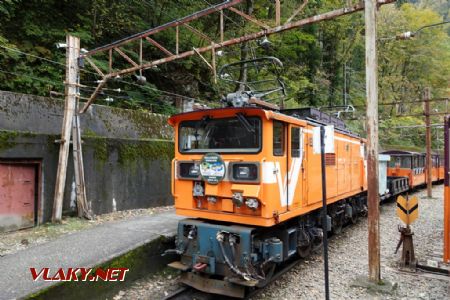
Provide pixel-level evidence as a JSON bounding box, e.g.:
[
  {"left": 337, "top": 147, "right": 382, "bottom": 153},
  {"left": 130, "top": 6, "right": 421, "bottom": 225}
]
[{"left": 0, "top": 211, "right": 182, "bottom": 300}]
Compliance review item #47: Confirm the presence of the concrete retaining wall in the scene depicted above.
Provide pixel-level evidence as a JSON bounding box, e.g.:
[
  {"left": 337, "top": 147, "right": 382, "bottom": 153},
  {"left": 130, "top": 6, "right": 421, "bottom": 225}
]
[{"left": 0, "top": 91, "right": 174, "bottom": 224}]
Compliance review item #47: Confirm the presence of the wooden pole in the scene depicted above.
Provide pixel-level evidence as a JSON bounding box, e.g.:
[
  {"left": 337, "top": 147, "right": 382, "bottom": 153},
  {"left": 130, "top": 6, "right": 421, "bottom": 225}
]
[
  {"left": 365, "top": 0, "right": 381, "bottom": 282},
  {"left": 72, "top": 114, "right": 90, "bottom": 218},
  {"left": 52, "top": 35, "right": 80, "bottom": 222},
  {"left": 211, "top": 42, "right": 217, "bottom": 84},
  {"left": 175, "top": 26, "right": 179, "bottom": 55},
  {"left": 220, "top": 10, "right": 224, "bottom": 43},
  {"left": 424, "top": 87, "right": 432, "bottom": 198},
  {"left": 275, "top": 0, "right": 281, "bottom": 26}
]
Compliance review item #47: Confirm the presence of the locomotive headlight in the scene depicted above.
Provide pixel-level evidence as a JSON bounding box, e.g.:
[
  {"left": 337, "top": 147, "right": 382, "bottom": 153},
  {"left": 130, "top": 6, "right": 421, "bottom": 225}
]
[
  {"left": 245, "top": 198, "right": 259, "bottom": 210},
  {"left": 178, "top": 161, "right": 201, "bottom": 180},
  {"left": 189, "top": 164, "right": 200, "bottom": 176},
  {"left": 238, "top": 166, "right": 250, "bottom": 178},
  {"left": 229, "top": 162, "right": 259, "bottom": 183}
]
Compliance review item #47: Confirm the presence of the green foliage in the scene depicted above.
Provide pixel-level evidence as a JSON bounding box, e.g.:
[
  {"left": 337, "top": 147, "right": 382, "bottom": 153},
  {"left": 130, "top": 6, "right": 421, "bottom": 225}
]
[{"left": 0, "top": 0, "right": 448, "bottom": 151}]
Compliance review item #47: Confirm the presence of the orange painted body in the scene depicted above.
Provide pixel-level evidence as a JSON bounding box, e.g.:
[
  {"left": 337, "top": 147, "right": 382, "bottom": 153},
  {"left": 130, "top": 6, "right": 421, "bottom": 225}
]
[
  {"left": 431, "top": 166, "right": 438, "bottom": 182},
  {"left": 383, "top": 151, "right": 446, "bottom": 188},
  {"left": 169, "top": 107, "right": 367, "bottom": 227},
  {"left": 387, "top": 167, "right": 425, "bottom": 189},
  {"left": 438, "top": 166, "right": 445, "bottom": 181},
  {"left": 387, "top": 161, "right": 442, "bottom": 188},
  {"left": 429, "top": 154, "right": 443, "bottom": 182}
]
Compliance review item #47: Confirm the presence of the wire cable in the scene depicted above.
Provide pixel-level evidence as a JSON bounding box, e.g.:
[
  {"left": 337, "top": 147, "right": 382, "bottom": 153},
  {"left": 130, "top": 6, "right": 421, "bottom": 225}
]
[
  {"left": 0, "top": 44, "right": 66, "bottom": 67},
  {"left": 0, "top": 68, "right": 64, "bottom": 87},
  {"left": 116, "top": 79, "right": 202, "bottom": 101}
]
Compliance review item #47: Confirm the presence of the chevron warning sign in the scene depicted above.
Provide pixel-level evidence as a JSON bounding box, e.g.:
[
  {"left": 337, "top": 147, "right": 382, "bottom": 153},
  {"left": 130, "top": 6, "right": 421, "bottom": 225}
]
[{"left": 397, "top": 195, "right": 419, "bottom": 225}]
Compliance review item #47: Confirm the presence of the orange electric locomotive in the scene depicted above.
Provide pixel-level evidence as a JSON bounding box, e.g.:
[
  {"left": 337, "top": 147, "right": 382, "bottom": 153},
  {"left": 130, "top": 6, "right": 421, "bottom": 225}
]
[
  {"left": 167, "top": 104, "right": 368, "bottom": 297},
  {"left": 163, "top": 57, "right": 442, "bottom": 297},
  {"left": 165, "top": 57, "right": 369, "bottom": 297}
]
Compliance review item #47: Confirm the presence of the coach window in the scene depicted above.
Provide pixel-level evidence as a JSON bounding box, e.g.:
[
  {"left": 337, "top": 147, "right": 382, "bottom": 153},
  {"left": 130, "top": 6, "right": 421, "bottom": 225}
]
[
  {"left": 401, "top": 156, "right": 412, "bottom": 168},
  {"left": 273, "top": 121, "right": 285, "bottom": 156},
  {"left": 389, "top": 156, "right": 398, "bottom": 167},
  {"left": 414, "top": 156, "right": 418, "bottom": 168},
  {"left": 419, "top": 156, "right": 425, "bottom": 168}
]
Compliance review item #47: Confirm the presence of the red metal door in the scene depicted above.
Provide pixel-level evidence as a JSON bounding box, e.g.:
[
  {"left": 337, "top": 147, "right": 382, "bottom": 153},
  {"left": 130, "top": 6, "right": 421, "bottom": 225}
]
[{"left": 0, "top": 163, "right": 36, "bottom": 232}]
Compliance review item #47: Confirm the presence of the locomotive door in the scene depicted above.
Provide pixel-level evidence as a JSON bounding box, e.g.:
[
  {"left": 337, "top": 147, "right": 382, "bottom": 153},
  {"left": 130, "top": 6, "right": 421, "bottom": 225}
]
[
  {"left": 287, "top": 125, "right": 304, "bottom": 210},
  {"left": 273, "top": 121, "right": 289, "bottom": 213}
]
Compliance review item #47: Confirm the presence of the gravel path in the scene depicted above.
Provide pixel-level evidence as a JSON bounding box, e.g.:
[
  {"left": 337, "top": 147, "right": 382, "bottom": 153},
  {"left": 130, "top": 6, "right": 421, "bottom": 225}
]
[
  {"left": 114, "top": 185, "right": 449, "bottom": 300},
  {"left": 0, "top": 206, "right": 173, "bottom": 257}
]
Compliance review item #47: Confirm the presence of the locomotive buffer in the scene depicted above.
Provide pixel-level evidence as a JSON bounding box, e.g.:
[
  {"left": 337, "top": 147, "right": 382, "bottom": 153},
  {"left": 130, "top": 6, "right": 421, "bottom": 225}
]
[{"left": 395, "top": 195, "right": 419, "bottom": 270}]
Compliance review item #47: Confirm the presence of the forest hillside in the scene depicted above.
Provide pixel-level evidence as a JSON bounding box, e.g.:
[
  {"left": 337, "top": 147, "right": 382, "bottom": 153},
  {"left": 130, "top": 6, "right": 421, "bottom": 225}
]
[{"left": 0, "top": 0, "right": 448, "bottom": 150}]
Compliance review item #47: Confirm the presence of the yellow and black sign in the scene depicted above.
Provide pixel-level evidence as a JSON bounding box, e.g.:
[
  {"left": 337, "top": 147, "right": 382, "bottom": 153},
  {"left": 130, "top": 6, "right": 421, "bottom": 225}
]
[{"left": 397, "top": 195, "right": 419, "bottom": 225}]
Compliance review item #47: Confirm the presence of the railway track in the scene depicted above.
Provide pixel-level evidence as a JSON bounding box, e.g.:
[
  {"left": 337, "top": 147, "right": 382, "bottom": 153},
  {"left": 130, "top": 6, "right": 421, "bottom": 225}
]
[{"left": 162, "top": 257, "right": 303, "bottom": 300}]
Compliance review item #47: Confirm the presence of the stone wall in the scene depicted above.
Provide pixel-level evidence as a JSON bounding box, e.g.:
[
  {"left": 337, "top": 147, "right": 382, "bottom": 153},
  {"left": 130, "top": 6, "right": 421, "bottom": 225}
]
[{"left": 0, "top": 91, "right": 174, "bottom": 224}]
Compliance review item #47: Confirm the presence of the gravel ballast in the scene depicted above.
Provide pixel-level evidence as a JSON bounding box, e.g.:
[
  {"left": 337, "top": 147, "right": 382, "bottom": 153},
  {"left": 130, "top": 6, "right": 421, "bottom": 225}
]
[{"left": 115, "top": 185, "right": 449, "bottom": 299}]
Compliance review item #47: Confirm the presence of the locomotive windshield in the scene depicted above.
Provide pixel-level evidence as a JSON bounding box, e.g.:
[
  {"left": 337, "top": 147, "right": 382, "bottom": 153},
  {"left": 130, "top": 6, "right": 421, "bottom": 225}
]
[{"left": 179, "top": 116, "right": 261, "bottom": 153}]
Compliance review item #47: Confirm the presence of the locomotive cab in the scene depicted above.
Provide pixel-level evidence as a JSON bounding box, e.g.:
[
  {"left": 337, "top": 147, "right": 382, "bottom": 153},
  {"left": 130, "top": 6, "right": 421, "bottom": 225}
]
[
  {"left": 169, "top": 107, "right": 310, "bottom": 227},
  {"left": 167, "top": 106, "right": 368, "bottom": 297}
]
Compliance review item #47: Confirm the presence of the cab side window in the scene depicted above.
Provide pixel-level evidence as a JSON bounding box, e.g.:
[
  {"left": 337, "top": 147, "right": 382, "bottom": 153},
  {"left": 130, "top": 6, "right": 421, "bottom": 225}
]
[
  {"left": 291, "top": 127, "right": 301, "bottom": 157},
  {"left": 273, "top": 121, "right": 285, "bottom": 156}
]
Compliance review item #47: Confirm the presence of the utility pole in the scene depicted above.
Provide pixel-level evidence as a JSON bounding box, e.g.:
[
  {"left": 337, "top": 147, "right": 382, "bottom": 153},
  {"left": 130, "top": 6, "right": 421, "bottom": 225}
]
[
  {"left": 424, "top": 87, "right": 432, "bottom": 198},
  {"left": 52, "top": 35, "right": 80, "bottom": 222},
  {"left": 320, "top": 126, "right": 330, "bottom": 300},
  {"left": 343, "top": 63, "right": 348, "bottom": 106},
  {"left": 365, "top": 0, "right": 381, "bottom": 282},
  {"left": 275, "top": 0, "right": 281, "bottom": 26},
  {"left": 72, "top": 113, "right": 90, "bottom": 219}
]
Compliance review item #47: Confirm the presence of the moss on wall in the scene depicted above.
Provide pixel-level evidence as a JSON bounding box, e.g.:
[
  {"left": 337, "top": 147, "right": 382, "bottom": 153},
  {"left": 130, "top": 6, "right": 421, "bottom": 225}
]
[
  {"left": 0, "top": 128, "right": 173, "bottom": 169},
  {"left": 107, "top": 107, "right": 171, "bottom": 139},
  {"left": 0, "top": 130, "right": 45, "bottom": 152},
  {"left": 0, "top": 130, "right": 19, "bottom": 151},
  {"left": 117, "top": 140, "right": 174, "bottom": 166},
  {"left": 92, "top": 139, "right": 108, "bottom": 169},
  {"left": 82, "top": 128, "right": 97, "bottom": 137},
  {"left": 81, "top": 135, "right": 174, "bottom": 171}
]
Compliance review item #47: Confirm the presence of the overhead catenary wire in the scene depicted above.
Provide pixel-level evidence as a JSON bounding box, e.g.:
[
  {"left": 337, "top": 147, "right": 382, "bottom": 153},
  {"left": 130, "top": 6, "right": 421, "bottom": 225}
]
[
  {"left": 0, "top": 41, "right": 211, "bottom": 105},
  {"left": 0, "top": 44, "right": 66, "bottom": 67},
  {"left": 0, "top": 43, "right": 103, "bottom": 79},
  {"left": 116, "top": 79, "right": 202, "bottom": 102},
  {"left": 0, "top": 68, "right": 64, "bottom": 88},
  {"left": 142, "top": 0, "right": 261, "bottom": 57},
  {"left": 78, "top": 80, "right": 219, "bottom": 111}
]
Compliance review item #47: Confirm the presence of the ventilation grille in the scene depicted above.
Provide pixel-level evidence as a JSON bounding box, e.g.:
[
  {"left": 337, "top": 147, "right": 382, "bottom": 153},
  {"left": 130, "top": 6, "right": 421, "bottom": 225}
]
[{"left": 325, "top": 153, "right": 336, "bottom": 166}]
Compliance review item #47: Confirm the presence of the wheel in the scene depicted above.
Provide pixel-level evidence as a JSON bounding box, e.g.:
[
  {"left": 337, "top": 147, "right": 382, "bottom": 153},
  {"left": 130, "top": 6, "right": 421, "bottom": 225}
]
[
  {"left": 360, "top": 205, "right": 368, "bottom": 217},
  {"left": 350, "top": 205, "right": 358, "bottom": 224},
  {"left": 332, "top": 214, "right": 343, "bottom": 234},
  {"left": 297, "top": 243, "right": 312, "bottom": 258}
]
